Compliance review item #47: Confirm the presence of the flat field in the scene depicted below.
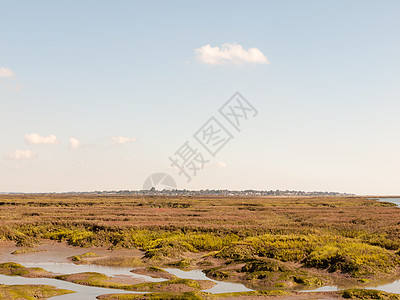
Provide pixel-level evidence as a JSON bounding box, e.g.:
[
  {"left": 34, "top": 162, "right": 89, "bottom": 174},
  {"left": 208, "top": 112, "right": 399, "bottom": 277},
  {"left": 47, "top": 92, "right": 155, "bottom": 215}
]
[{"left": 1, "top": 194, "right": 400, "bottom": 299}]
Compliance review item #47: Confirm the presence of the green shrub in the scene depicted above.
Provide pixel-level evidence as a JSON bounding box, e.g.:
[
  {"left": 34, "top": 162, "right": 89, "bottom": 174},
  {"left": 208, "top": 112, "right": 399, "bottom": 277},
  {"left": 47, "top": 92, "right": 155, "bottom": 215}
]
[
  {"left": 292, "top": 275, "right": 324, "bottom": 286},
  {"left": 241, "top": 259, "right": 289, "bottom": 273},
  {"left": 342, "top": 289, "right": 400, "bottom": 299},
  {"left": 304, "top": 242, "right": 398, "bottom": 277}
]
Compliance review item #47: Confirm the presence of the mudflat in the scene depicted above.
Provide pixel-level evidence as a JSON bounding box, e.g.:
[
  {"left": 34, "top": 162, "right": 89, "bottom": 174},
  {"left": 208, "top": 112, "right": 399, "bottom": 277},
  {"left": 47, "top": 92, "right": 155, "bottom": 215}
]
[{"left": 1, "top": 194, "right": 400, "bottom": 299}]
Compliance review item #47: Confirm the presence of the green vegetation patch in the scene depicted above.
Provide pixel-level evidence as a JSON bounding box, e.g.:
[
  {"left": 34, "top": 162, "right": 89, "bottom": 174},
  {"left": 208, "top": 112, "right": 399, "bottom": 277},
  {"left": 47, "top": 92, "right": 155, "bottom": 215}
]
[
  {"left": 46, "top": 228, "right": 94, "bottom": 247},
  {"left": 14, "top": 235, "right": 41, "bottom": 248},
  {"left": 304, "top": 242, "right": 398, "bottom": 277},
  {"left": 11, "top": 248, "right": 44, "bottom": 255},
  {"left": 56, "top": 272, "right": 131, "bottom": 290},
  {"left": 0, "top": 262, "right": 49, "bottom": 277},
  {"left": 71, "top": 252, "right": 98, "bottom": 262},
  {"left": 91, "top": 257, "right": 145, "bottom": 268},
  {"left": 143, "top": 233, "right": 238, "bottom": 260},
  {"left": 216, "top": 290, "right": 288, "bottom": 298},
  {"left": 130, "top": 278, "right": 215, "bottom": 292},
  {"left": 97, "top": 291, "right": 213, "bottom": 300},
  {"left": 147, "top": 267, "right": 167, "bottom": 273},
  {"left": 0, "top": 284, "right": 74, "bottom": 300},
  {"left": 167, "top": 258, "right": 194, "bottom": 269},
  {"left": 131, "top": 267, "right": 176, "bottom": 280},
  {"left": 56, "top": 272, "right": 214, "bottom": 292},
  {"left": 215, "top": 234, "right": 399, "bottom": 278},
  {"left": 342, "top": 289, "right": 400, "bottom": 299},
  {"left": 205, "top": 258, "right": 326, "bottom": 288}
]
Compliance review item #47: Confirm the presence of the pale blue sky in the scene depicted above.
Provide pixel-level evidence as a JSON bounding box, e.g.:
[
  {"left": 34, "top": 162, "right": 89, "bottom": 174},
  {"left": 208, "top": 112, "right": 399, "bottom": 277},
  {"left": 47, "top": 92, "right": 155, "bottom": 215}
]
[{"left": 0, "top": 1, "right": 399, "bottom": 194}]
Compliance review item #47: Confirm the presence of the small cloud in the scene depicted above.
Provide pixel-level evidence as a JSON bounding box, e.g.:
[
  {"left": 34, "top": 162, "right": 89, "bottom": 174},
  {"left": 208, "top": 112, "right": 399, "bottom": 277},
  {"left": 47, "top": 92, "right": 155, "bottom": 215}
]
[
  {"left": 195, "top": 43, "right": 269, "bottom": 65},
  {"left": 217, "top": 161, "right": 227, "bottom": 168},
  {"left": 0, "top": 67, "right": 15, "bottom": 79},
  {"left": 14, "top": 83, "right": 22, "bottom": 92},
  {"left": 5, "top": 149, "right": 37, "bottom": 160},
  {"left": 69, "top": 137, "right": 81, "bottom": 149},
  {"left": 111, "top": 136, "right": 136, "bottom": 145},
  {"left": 3, "top": 82, "right": 21, "bottom": 92},
  {"left": 25, "top": 133, "right": 59, "bottom": 145}
]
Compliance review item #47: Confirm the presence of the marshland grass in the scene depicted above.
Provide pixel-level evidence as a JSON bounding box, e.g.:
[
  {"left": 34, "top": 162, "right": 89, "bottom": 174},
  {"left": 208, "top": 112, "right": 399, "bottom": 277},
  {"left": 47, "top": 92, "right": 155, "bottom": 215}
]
[
  {"left": 96, "top": 290, "right": 288, "bottom": 299},
  {"left": 0, "top": 262, "right": 50, "bottom": 277},
  {"left": 97, "top": 291, "right": 214, "bottom": 300},
  {"left": 90, "top": 257, "right": 146, "bottom": 267},
  {"left": 1, "top": 194, "right": 400, "bottom": 289},
  {"left": 11, "top": 248, "right": 43, "bottom": 255},
  {"left": 91, "top": 289, "right": 400, "bottom": 299},
  {"left": 55, "top": 272, "right": 214, "bottom": 292},
  {"left": 0, "top": 284, "right": 74, "bottom": 299},
  {"left": 71, "top": 251, "right": 97, "bottom": 262},
  {"left": 341, "top": 289, "right": 400, "bottom": 299},
  {"left": 131, "top": 267, "right": 177, "bottom": 280}
]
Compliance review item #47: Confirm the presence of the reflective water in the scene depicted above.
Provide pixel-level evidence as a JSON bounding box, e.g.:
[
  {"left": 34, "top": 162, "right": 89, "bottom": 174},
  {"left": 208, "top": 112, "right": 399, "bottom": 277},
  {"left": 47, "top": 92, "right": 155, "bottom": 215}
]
[
  {"left": 305, "top": 279, "right": 400, "bottom": 294},
  {"left": 164, "top": 268, "right": 254, "bottom": 294},
  {"left": 300, "top": 285, "right": 338, "bottom": 293},
  {"left": 365, "top": 279, "right": 400, "bottom": 294},
  {"left": 6, "top": 236, "right": 400, "bottom": 297},
  {"left": 0, "top": 274, "right": 142, "bottom": 300},
  {"left": 21, "top": 261, "right": 165, "bottom": 282},
  {"left": 0, "top": 260, "right": 253, "bottom": 299},
  {"left": 302, "top": 279, "right": 400, "bottom": 294},
  {"left": 4, "top": 260, "right": 400, "bottom": 297},
  {"left": 373, "top": 197, "right": 400, "bottom": 207}
]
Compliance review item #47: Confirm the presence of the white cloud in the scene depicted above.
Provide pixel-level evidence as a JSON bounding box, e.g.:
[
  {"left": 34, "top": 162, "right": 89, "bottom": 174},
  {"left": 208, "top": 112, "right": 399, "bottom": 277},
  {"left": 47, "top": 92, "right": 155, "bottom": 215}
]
[
  {"left": 5, "top": 149, "right": 37, "bottom": 160},
  {"left": 4, "top": 83, "right": 22, "bottom": 92},
  {"left": 0, "top": 67, "right": 15, "bottom": 78},
  {"left": 195, "top": 43, "right": 269, "bottom": 65},
  {"left": 217, "top": 161, "right": 227, "bottom": 168},
  {"left": 25, "top": 133, "right": 59, "bottom": 145},
  {"left": 69, "top": 137, "right": 81, "bottom": 149},
  {"left": 111, "top": 136, "right": 136, "bottom": 145}
]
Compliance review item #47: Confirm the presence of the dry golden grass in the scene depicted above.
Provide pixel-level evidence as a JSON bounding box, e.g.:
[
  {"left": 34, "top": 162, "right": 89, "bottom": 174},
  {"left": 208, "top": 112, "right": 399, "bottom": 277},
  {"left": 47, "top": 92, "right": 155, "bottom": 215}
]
[{"left": 0, "top": 194, "right": 398, "bottom": 237}]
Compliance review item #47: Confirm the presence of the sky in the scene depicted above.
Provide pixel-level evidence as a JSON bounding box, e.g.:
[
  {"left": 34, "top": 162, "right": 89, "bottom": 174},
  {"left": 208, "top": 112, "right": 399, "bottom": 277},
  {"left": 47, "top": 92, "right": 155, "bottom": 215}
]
[{"left": 0, "top": 0, "right": 399, "bottom": 195}]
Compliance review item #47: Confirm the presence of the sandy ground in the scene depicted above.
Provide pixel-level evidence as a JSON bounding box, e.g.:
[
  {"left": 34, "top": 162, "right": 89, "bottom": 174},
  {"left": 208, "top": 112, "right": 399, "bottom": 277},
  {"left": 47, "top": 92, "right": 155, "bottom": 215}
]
[
  {"left": 0, "top": 240, "right": 144, "bottom": 264},
  {"left": 0, "top": 240, "right": 151, "bottom": 285}
]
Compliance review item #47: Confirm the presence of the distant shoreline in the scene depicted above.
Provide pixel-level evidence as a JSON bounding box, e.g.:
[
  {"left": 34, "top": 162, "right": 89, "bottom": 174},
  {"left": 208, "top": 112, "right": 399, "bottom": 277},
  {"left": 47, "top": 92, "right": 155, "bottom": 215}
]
[{"left": 0, "top": 189, "right": 356, "bottom": 197}]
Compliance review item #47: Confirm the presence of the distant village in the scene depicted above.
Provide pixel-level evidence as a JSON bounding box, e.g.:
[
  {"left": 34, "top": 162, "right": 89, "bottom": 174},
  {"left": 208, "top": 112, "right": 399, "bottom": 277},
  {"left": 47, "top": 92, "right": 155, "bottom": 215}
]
[
  {"left": 2, "top": 189, "right": 354, "bottom": 196},
  {"left": 85, "top": 189, "right": 354, "bottom": 197}
]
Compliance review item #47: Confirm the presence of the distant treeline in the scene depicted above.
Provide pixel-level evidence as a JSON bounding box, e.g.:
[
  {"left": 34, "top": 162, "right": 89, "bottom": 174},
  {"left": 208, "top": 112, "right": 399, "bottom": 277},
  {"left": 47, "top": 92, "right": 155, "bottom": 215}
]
[{"left": 31, "top": 189, "right": 354, "bottom": 197}]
